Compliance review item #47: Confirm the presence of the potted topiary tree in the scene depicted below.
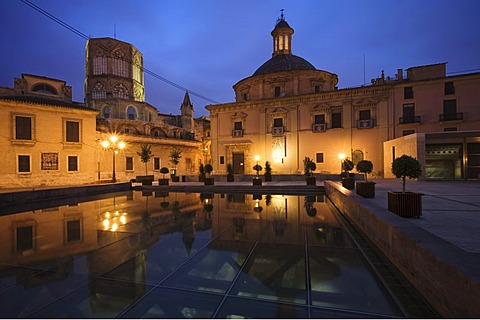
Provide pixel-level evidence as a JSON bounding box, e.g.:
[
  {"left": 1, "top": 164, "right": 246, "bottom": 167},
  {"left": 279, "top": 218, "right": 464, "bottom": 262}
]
[
  {"left": 304, "top": 156, "right": 317, "bottom": 185},
  {"left": 204, "top": 164, "right": 214, "bottom": 185},
  {"left": 355, "top": 160, "right": 375, "bottom": 198},
  {"left": 253, "top": 163, "right": 263, "bottom": 186},
  {"left": 137, "top": 144, "right": 154, "bottom": 185},
  {"left": 388, "top": 154, "right": 423, "bottom": 217},
  {"left": 159, "top": 167, "right": 170, "bottom": 185},
  {"left": 341, "top": 158, "right": 355, "bottom": 189},
  {"left": 226, "top": 163, "right": 234, "bottom": 182},
  {"left": 169, "top": 147, "right": 182, "bottom": 182},
  {"left": 198, "top": 163, "right": 206, "bottom": 182},
  {"left": 264, "top": 161, "right": 272, "bottom": 182}
]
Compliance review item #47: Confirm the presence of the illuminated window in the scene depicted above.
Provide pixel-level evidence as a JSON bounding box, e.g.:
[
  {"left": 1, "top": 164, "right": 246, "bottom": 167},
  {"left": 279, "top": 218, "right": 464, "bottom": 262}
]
[
  {"left": 18, "top": 155, "right": 30, "bottom": 173},
  {"left": 68, "top": 156, "right": 78, "bottom": 172},
  {"left": 92, "top": 82, "right": 106, "bottom": 99},
  {"left": 66, "top": 121, "right": 80, "bottom": 142},
  {"left": 15, "top": 116, "right": 32, "bottom": 140},
  {"left": 127, "top": 106, "right": 136, "bottom": 120},
  {"left": 126, "top": 157, "right": 134, "bottom": 171},
  {"left": 113, "top": 83, "right": 129, "bottom": 99},
  {"left": 32, "top": 83, "right": 56, "bottom": 95},
  {"left": 133, "top": 64, "right": 142, "bottom": 83},
  {"left": 92, "top": 56, "right": 107, "bottom": 75}
]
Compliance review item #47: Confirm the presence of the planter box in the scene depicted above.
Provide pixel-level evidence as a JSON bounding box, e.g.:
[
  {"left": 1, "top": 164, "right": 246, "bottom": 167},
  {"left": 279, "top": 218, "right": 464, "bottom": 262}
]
[
  {"left": 356, "top": 182, "right": 375, "bottom": 198},
  {"left": 306, "top": 176, "right": 316, "bottom": 185},
  {"left": 264, "top": 174, "right": 272, "bottom": 182},
  {"left": 204, "top": 178, "right": 214, "bottom": 185},
  {"left": 171, "top": 176, "right": 180, "bottom": 182},
  {"left": 227, "top": 175, "right": 234, "bottom": 182},
  {"left": 253, "top": 177, "right": 262, "bottom": 186},
  {"left": 158, "top": 178, "right": 169, "bottom": 186},
  {"left": 199, "top": 176, "right": 205, "bottom": 182},
  {"left": 388, "top": 191, "right": 423, "bottom": 218},
  {"left": 341, "top": 177, "right": 355, "bottom": 190}
]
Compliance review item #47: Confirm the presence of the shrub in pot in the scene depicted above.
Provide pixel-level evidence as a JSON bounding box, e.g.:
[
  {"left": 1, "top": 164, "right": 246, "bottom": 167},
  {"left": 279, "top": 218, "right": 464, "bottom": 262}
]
[
  {"left": 303, "top": 156, "right": 316, "bottom": 185},
  {"left": 253, "top": 164, "right": 262, "bottom": 186},
  {"left": 388, "top": 154, "right": 423, "bottom": 217},
  {"left": 159, "top": 167, "right": 170, "bottom": 185},
  {"left": 341, "top": 158, "right": 355, "bottom": 189},
  {"left": 264, "top": 161, "right": 272, "bottom": 182},
  {"left": 204, "top": 164, "right": 214, "bottom": 185},
  {"left": 169, "top": 147, "right": 181, "bottom": 182},
  {"left": 226, "top": 163, "right": 234, "bottom": 182},
  {"left": 355, "top": 160, "right": 375, "bottom": 198}
]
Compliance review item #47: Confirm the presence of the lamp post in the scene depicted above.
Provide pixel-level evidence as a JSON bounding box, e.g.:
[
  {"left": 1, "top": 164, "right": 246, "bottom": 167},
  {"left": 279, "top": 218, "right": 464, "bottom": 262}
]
[
  {"left": 338, "top": 153, "right": 346, "bottom": 175},
  {"left": 102, "top": 135, "right": 125, "bottom": 182}
]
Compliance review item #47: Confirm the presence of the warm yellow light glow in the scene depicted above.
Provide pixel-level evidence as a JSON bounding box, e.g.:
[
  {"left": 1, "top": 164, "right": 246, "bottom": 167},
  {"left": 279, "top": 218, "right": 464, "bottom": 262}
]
[
  {"left": 272, "top": 149, "right": 283, "bottom": 163},
  {"left": 115, "top": 210, "right": 119, "bottom": 216},
  {"left": 120, "top": 216, "right": 126, "bottom": 224},
  {"left": 254, "top": 155, "right": 260, "bottom": 161},
  {"left": 103, "top": 219, "right": 109, "bottom": 229},
  {"left": 255, "top": 199, "right": 260, "bottom": 208},
  {"left": 338, "top": 153, "right": 346, "bottom": 160},
  {"left": 105, "top": 212, "right": 110, "bottom": 218},
  {"left": 110, "top": 135, "right": 118, "bottom": 143},
  {"left": 118, "top": 141, "right": 126, "bottom": 149},
  {"left": 111, "top": 223, "right": 118, "bottom": 232},
  {"left": 101, "top": 140, "right": 110, "bottom": 148}
]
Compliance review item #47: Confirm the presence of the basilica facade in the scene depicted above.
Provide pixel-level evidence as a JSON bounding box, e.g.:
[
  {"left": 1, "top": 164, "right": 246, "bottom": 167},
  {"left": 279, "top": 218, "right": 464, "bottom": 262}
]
[{"left": 207, "top": 16, "right": 480, "bottom": 180}]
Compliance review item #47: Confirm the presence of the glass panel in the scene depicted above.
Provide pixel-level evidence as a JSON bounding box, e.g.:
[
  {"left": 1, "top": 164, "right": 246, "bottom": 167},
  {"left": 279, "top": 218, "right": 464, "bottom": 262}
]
[{"left": 15, "top": 116, "right": 32, "bottom": 140}]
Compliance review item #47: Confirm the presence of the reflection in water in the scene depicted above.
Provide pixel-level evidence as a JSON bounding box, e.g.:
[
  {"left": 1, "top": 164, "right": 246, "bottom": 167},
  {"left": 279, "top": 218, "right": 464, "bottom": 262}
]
[{"left": 0, "top": 190, "right": 404, "bottom": 318}]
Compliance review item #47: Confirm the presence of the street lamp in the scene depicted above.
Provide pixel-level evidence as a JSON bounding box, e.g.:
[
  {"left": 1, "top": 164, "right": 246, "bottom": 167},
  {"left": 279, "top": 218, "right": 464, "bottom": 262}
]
[
  {"left": 102, "top": 135, "right": 126, "bottom": 182},
  {"left": 338, "top": 153, "right": 346, "bottom": 174}
]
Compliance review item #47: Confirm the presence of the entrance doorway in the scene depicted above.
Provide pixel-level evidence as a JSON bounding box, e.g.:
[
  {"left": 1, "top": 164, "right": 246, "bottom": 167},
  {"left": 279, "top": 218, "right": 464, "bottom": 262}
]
[{"left": 233, "top": 153, "right": 244, "bottom": 174}]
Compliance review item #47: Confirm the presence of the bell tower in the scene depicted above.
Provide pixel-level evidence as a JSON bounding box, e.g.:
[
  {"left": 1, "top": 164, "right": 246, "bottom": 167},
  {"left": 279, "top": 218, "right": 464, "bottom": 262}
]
[
  {"left": 180, "top": 91, "right": 194, "bottom": 133},
  {"left": 271, "top": 10, "right": 294, "bottom": 57}
]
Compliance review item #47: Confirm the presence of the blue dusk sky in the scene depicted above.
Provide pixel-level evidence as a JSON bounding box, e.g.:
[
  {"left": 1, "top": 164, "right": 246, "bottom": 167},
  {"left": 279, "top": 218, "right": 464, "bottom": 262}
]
[{"left": 1, "top": 0, "right": 479, "bottom": 117}]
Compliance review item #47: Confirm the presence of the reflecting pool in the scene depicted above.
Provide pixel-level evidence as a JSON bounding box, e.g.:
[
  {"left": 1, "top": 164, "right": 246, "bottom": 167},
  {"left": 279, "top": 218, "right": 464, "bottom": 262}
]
[{"left": 0, "top": 190, "right": 407, "bottom": 318}]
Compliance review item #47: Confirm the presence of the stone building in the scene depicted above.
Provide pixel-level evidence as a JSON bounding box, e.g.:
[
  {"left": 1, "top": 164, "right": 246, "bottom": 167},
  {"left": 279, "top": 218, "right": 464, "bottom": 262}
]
[
  {"left": 85, "top": 37, "right": 210, "bottom": 181},
  {"left": 206, "top": 15, "right": 480, "bottom": 180},
  {"left": 0, "top": 74, "right": 99, "bottom": 188}
]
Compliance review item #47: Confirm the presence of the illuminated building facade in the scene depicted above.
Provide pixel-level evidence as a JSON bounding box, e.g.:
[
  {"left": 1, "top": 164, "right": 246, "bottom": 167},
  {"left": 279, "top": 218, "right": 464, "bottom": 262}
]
[
  {"left": 207, "top": 16, "right": 480, "bottom": 180},
  {"left": 0, "top": 74, "right": 98, "bottom": 188}
]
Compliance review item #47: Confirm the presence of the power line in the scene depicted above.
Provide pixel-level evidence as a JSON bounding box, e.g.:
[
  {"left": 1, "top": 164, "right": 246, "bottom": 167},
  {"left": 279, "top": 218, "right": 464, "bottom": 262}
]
[{"left": 20, "top": 0, "right": 220, "bottom": 105}]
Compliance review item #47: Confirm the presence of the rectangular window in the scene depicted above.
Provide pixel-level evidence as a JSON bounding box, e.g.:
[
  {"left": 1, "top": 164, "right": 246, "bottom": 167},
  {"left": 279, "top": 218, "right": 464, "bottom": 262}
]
[
  {"left": 404, "top": 86, "right": 413, "bottom": 99},
  {"left": 18, "top": 155, "right": 30, "bottom": 173},
  {"left": 274, "top": 86, "right": 281, "bottom": 97},
  {"left": 68, "top": 156, "right": 78, "bottom": 172},
  {"left": 314, "top": 85, "right": 320, "bottom": 93},
  {"left": 359, "top": 110, "right": 371, "bottom": 120},
  {"left": 403, "top": 130, "right": 415, "bottom": 136},
  {"left": 220, "top": 156, "right": 225, "bottom": 165},
  {"left": 273, "top": 118, "right": 283, "bottom": 127},
  {"left": 17, "top": 226, "right": 33, "bottom": 251},
  {"left": 402, "top": 103, "right": 415, "bottom": 119},
  {"left": 234, "top": 121, "right": 243, "bottom": 130},
  {"left": 66, "top": 121, "right": 80, "bottom": 142},
  {"left": 331, "top": 112, "right": 342, "bottom": 128},
  {"left": 154, "top": 157, "right": 160, "bottom": 171},
  {"left": 314, "top": 114, "right": 325, "bottom": 124},
  {"left": 126, "top": 157, "right": 133, "bottom": 171},
  {"left": 444, "top": 81, "right": 455, "bottom": 95},
  {"left": 443, "top": 99, "right": 457, "bottom": 115},
  {"left": 66, "top": 220, "right": 81, "bottom": 242},
  {"left": 316, "top": 153, "right": 324, "bottom": 163},
  {"left": 15, "top": 116, "right": 32, "bottom": 140},
  {"left": 444, "top": 127, "right": 457, "bottom": 132}
]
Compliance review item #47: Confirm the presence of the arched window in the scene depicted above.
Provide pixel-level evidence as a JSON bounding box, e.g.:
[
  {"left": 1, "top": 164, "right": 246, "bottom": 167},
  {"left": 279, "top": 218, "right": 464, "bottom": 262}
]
[
  {"left": 112, "top": 50, "right": 129, "bottom": 78},
  {"left": 127, "top": 106, "right": 136, "bottom": 120},
  {"left": 102, "top": 106, "right": 110, "bottom": 118},
  {"left": 92, "top": 82, "right": 106, "bottom": 99},
  {"left": 92, "top": 56, "right": 107, "bottom": 75},
  {"left": 32, "top": 83, "right": 57, "bottom": 95},
  {"left": 113, "top": 84, "right": 129, "bottom": 99}
]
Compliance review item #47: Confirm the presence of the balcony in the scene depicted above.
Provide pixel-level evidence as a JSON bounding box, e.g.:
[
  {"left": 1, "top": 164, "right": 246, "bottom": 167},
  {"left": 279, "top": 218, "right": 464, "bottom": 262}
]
[
  {"left": 439, "top": 113, "right": 463, "bottom": 122},
  {"left": 232, "top": 129, "right": 243, "bottom": 137},
  {"left": 399, "top": 116, "right": 421, "bottom": 124}
]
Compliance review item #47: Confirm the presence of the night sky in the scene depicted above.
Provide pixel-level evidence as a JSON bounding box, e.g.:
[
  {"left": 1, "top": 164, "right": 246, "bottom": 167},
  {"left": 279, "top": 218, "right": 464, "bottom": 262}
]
[{"left": 2, "top": 0, "right": 479, "bottom": 117}]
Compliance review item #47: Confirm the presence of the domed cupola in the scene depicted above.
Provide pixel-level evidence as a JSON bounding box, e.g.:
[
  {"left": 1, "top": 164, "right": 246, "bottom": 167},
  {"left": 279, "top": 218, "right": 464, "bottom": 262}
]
[{"left": 271, "top": 11, "right": 293, "bottom": 56}]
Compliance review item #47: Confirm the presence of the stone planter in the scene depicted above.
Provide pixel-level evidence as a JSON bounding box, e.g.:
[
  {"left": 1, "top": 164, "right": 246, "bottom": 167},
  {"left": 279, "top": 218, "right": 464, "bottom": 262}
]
[
  {"left": 341, "top": 177, "right": 355, "bottom": 190},
  {"left": 388, "top": 191, "right": 423, "bottom": 218},
  {"left": 306, "top": 176, "right": 316, "bottom": 185},
  {"left": 253, "top": 177, "right": 262, "bottom": 186},
  {"left": 356, "top": 182, "right": 375, "bottom": 198},
  {"left": 158, "top": 178, "right": 169, "bottom": 186},
  {"left": 227, "top": 175, "right": 234, "bottom": 182},
  {"left": 171, "top": 176, "right": 180, "bottom": 182},
  {"left": 264, "top": 174, "right": 272, "bottom": 182},
  {"left": 204, "top": 177, "right": 214, "bottom": 185}
]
